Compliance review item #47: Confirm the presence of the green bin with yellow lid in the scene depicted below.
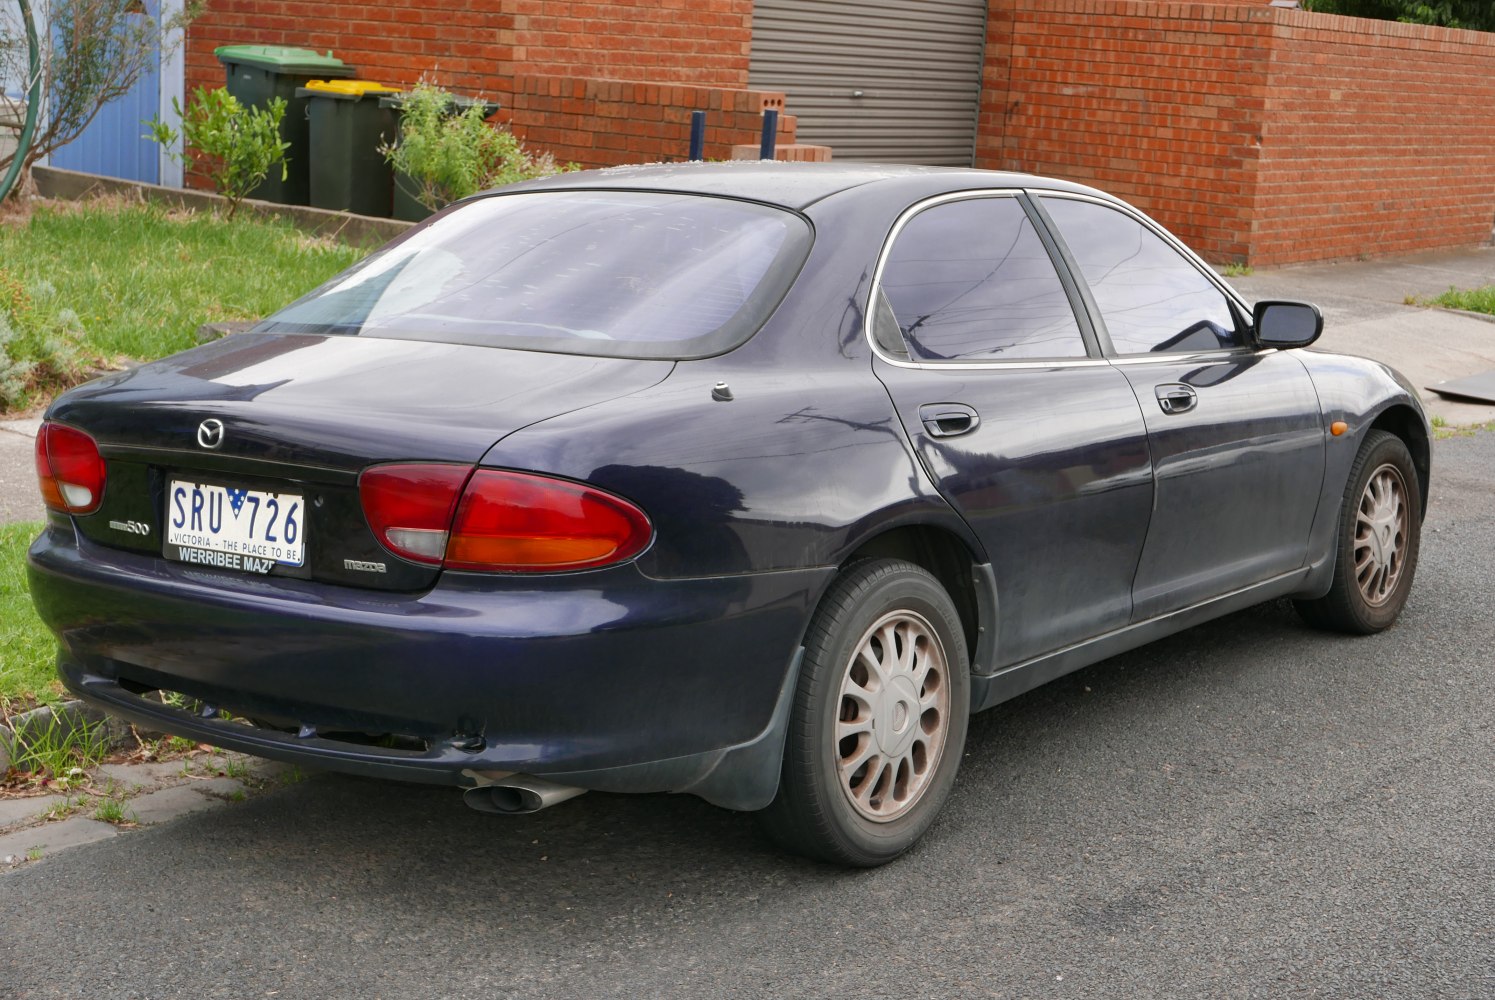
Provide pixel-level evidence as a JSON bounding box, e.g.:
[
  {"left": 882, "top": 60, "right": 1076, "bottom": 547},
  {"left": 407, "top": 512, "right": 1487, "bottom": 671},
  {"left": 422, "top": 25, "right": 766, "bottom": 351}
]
[{"left": 296, "top": 79, "right": 402, "bottom": 217}]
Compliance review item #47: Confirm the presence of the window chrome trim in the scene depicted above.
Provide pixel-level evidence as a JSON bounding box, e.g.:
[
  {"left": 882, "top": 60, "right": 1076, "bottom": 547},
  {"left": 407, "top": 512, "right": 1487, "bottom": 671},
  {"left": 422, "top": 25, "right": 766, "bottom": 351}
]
[
  {"left": 864, "top": 189, "right": 1099, "bottom": 371},
  {"left": 874, "top": 355, "right": 1113, "bottom": 372},
  {"left": 1107, "top": 348, "right": 1274, "bottom": 366}
]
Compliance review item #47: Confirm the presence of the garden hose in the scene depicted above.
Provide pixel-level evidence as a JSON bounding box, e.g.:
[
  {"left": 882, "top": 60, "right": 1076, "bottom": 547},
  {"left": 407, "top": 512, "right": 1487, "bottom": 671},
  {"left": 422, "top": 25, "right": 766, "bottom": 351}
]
[{"left": 0, "top": 0, "right": 42, "bottom": 203}]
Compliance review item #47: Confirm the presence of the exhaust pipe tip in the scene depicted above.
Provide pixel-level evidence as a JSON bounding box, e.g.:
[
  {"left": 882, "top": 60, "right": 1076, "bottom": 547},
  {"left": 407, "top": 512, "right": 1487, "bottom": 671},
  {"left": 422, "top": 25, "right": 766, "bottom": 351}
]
[{"left": 462, "top": 777, "right": 586, "bottom": 815}]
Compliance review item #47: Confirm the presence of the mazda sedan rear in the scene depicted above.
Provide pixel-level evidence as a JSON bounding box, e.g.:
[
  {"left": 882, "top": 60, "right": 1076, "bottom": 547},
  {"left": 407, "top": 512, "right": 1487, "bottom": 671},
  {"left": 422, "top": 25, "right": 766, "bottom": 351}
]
[{"left": 29, "top": 163, "right": 1428, "bottom": 865}]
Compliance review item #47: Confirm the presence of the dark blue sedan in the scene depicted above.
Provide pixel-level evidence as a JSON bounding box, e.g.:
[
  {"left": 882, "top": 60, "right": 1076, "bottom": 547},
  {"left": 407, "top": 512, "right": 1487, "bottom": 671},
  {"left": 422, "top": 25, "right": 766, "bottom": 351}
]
[{"left": 28, "top": 163, "right": 1428, "bottom": 865}]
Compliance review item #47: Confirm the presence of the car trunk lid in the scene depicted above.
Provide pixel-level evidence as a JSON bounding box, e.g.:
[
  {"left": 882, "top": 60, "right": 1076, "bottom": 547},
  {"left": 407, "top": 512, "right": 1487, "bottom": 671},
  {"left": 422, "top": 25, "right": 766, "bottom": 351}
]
[{"left": 47, "top": 334, "right": 672, "bottom": 590}]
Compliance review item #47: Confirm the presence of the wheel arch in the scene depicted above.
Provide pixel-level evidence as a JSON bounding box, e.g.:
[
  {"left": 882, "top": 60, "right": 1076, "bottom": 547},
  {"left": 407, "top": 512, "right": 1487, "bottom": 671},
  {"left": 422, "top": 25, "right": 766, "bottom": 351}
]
[
  {"left": 836, "top": 523, "right": 995, "bottom": 676},
  {"left": 1368, "top": 404, "right": 1430, "bottom": 520}
]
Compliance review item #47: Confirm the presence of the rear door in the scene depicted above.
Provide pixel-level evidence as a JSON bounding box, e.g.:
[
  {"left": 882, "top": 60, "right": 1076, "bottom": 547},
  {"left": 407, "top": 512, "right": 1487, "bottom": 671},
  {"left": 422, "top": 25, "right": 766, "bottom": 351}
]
[
  {"left": 871, "top": 192, "right": 1154, "bottom": 667},
  {"left": 1035, "top": 194, "right": 1325, "bottom": 620}
]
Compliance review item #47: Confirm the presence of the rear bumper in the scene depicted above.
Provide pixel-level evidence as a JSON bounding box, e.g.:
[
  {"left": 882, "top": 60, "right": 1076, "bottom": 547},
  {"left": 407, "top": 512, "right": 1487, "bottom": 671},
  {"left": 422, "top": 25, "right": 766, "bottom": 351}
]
[{"left": 28, "top": 523, "right": 829, "bottom": 810}]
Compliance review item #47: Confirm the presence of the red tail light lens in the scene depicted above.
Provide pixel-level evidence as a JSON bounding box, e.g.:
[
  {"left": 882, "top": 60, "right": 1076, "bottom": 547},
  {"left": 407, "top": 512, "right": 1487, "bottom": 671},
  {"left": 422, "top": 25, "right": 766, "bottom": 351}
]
[
  {"left": 359, "top": 464, "right": 472, "bottom": 565},
  {"left": 445, "top": 470, "right": 652, "bottom": 572},
  {"left": 35, "top": 422, "right": 106, "bottom": 515},
  {"left": 359, "top": 464, "right": 652, "bottom": 573}
]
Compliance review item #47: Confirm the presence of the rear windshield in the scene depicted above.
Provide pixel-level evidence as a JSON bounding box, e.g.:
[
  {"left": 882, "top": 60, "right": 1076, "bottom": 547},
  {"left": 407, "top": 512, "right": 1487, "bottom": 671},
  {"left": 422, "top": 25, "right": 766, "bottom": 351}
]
[{"left": 254, "top": 190, "right": 812, "bottom": 359}]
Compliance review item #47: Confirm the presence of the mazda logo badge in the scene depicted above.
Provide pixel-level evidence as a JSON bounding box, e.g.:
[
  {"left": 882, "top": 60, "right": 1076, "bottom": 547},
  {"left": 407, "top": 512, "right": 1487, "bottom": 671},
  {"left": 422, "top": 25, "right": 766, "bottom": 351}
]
[{"left": 197, "top": 419, "right": 225, "bottom": 450}]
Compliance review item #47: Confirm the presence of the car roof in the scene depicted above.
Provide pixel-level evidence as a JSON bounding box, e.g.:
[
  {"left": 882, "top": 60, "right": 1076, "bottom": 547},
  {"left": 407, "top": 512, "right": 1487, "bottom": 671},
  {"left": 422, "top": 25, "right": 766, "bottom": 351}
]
[{"left": 486, "top": 161, "right": 1113, "bottom": 212}]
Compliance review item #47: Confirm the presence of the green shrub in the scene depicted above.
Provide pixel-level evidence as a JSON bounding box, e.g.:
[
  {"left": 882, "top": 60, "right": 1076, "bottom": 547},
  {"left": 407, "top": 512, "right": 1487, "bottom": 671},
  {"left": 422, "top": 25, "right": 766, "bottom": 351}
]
[
  {"left": 382, "top": 81, "right": 572, "bottom": 212},
  {"left": 149, "top": 86, "right": 289, "bottom": 219},
  {"left": 0, "top": 270, "right": 92, "bottom": 411}
]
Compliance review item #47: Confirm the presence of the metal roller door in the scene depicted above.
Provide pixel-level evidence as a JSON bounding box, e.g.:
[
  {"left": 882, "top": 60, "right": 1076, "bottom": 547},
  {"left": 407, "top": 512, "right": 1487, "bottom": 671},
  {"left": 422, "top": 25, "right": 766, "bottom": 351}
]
[{"left": 749, "top": 0, "right": 987, "bottom": 166}]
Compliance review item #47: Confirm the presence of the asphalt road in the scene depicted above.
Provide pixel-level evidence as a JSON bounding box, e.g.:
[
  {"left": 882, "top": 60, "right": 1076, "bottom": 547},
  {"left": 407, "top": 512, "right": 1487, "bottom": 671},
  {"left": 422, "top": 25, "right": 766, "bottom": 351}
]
[{"left": 3, "top": 432, "right": 1492, "bottom": 1000}]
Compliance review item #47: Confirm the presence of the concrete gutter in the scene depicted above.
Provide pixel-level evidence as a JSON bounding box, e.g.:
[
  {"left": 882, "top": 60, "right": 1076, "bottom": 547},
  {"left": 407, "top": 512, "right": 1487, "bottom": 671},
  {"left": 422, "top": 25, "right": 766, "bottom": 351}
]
[{"left": 31, "top": 165, "right": 415, "bottom": 248}]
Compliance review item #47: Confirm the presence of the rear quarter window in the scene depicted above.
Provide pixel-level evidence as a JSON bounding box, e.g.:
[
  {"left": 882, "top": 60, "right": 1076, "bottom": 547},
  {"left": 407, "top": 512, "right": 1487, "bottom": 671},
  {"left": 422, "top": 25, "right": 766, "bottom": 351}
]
[{"left": 256, "top": 191, "right": 813, "bottom": 360}]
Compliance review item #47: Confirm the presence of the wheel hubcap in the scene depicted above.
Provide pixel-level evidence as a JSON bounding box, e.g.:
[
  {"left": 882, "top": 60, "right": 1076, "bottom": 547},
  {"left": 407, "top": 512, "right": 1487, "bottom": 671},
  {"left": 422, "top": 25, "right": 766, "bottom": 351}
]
[
  {"left": 835, "top": 610, "right": 950, "bottom": 823},
  {"left": 1355, "top": 462, "right": 1409, "bottom": 607}
]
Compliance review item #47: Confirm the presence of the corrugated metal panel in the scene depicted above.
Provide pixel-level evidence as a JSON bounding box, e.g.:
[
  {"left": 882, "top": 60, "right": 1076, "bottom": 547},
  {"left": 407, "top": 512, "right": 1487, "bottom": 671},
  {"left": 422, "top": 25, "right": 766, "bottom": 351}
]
[
  {"left": 749, "top": 0, "right": 986, "bottom": 166},
  {"left": 50, "top": 0, "right": 162, "bottom": 183}
]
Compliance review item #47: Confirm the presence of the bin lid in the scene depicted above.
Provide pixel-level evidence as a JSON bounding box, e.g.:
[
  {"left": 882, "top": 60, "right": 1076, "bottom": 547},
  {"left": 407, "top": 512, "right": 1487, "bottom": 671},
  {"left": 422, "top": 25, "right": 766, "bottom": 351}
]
[
  {"left": 300, "top": 79, "right": 402, "bottom": 99},
  {"left": 214, "top": 45, "right": 355, "bottom": 76},
  {"left": 378, "top": 93, "right": 501, "bottom": 116}
]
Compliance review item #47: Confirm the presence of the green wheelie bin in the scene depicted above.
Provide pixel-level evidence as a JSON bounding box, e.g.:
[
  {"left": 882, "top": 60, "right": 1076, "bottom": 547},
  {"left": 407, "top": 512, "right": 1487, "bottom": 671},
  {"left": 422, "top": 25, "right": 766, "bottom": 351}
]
[
  {"left": 297, "top": 79, "right": 401, "bottom": 217},
  {"left": 216, "top": 44, "right": 355, "bottom": 205}
]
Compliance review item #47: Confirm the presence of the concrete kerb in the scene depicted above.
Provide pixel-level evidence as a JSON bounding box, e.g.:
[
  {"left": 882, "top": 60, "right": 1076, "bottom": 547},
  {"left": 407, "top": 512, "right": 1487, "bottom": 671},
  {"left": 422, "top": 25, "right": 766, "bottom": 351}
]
[
  {"left": 30, "top": 165, "right": 416, "bottom": 248},
  {"left": 0, "top": 698, "right": 152, "bottom": 774},
  {"left": 1, "top": 696, "right": 299, "bottom": 869}
]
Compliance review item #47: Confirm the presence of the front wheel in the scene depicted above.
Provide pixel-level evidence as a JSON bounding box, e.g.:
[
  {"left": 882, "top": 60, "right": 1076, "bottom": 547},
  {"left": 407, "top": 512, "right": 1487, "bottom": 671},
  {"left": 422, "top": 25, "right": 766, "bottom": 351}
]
[
  {"left": 758, "top": 558, "right": 970, "bottom": 867},
  {"left": 1295, "top": 429, "right": 1422, "bottom": 634}
]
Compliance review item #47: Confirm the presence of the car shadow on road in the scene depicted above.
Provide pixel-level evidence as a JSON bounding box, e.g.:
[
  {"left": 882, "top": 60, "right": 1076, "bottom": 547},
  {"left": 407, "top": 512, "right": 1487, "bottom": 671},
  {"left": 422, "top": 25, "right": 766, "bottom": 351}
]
[{"left": 99, "top": 597, "right": 1349, "bottom": 893}]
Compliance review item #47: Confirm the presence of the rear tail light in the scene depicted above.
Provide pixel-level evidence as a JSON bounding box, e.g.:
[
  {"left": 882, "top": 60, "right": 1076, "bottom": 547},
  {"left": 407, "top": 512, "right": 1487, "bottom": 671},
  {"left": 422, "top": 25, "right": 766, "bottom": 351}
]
[
  {"left": 359, "top": 464, "right": 471, "bottom": 565},
  {"left": 359, "top": 465, "right": 651, "bottom": 573},
  {"left": 35, "top": 422, "right": 107, "bottom": 514}
]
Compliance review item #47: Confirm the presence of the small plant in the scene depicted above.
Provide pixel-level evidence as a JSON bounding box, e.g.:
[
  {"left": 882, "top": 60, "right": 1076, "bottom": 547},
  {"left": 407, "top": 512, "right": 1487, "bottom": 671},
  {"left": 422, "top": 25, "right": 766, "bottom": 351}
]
[
  {"left": 92, "top": 796, "right": 136, "bottom": 825},
  {"left": 382, "top": 81, "right": 571, "bottom": 212},
  {"left": 25, "top": 846, "right": 42, "bottom": 862},
  {"left": 1221, "top": 262, "right": 1253, "bottom": 278},
  {"left": 4, "top": 710, "right": 107, "bottom": 788},
  {"left": 149, "top": 86, "right": 290, "bottom": 220},
  {"left": 40, "top": 795, "right": 83, "bottom": 821}
]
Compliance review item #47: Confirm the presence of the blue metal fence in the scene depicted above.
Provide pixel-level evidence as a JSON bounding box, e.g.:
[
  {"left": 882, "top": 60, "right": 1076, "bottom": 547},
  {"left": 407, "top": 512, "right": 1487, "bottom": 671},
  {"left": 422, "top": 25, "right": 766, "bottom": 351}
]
[{"left": 50, "top": 0, "right": 163, "bottom": 183}]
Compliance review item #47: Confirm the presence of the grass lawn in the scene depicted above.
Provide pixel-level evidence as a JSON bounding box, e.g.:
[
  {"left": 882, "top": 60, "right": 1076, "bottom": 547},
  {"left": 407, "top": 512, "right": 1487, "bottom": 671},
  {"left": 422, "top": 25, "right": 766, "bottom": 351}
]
[
  {"left": 0, "top": 197, "right": 367, "bottom": 410},
  {"left": 0, "top": 521, "right": 60, "bottom": 707},
  {"left": 1431, "top": 285, "right": 1495, "bottom": 315},
  {"left": 1, "top": 197, "right": 373, "bottom": 705}
]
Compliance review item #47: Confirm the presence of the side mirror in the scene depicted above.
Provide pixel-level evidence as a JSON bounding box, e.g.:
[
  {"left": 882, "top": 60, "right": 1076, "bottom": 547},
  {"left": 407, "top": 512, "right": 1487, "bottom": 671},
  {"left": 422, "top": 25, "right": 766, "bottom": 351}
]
[{"left": 1254, "top": 300, "right": 1322, "bottom": 349}]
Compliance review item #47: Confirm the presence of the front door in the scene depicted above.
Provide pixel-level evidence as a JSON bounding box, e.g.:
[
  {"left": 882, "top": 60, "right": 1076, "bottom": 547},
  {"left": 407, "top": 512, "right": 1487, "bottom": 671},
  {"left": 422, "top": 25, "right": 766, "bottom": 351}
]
[{"left": 1037, "top": 194, "right": 1326, "bottom": 620}]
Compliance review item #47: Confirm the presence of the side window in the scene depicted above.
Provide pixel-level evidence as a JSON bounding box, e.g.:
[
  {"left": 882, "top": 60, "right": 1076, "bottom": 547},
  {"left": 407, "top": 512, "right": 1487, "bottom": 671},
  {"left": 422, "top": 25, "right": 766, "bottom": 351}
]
[
  {"left": 1040, "top": 197, "right": 1240, "bottom": 355},
  {"left": 878, "top": 197, "right": 1087, "bottom": 362}
]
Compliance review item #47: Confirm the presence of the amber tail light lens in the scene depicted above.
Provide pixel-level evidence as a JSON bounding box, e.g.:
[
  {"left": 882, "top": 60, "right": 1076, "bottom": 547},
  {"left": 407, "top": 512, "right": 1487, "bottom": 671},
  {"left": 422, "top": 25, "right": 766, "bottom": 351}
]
[
  {"left": 35, "top": 422, "right": 107, "bottom": 515},
  {"left": 359, "top": 464, "right": 652, "bottom": 573}
]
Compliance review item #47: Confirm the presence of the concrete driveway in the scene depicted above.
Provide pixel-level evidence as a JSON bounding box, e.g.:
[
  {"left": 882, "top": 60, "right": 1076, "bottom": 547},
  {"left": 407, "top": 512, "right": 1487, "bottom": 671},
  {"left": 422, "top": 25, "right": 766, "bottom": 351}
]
[
  {"left": 0, "top": 418, "right": 42, "bottom": 524},
  {"left": 1231, "top": 246, "right": 1495, "bottom": 427}
]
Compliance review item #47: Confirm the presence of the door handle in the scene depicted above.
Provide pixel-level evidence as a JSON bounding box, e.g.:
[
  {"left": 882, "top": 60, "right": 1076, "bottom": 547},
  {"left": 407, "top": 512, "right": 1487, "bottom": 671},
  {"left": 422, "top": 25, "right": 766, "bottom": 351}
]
[
  {"left": 919, "top": 402, "right": 981, "bottom": 438},
  {"left": 1155, "top": 384, "right": 1198, "bottom": 415}
]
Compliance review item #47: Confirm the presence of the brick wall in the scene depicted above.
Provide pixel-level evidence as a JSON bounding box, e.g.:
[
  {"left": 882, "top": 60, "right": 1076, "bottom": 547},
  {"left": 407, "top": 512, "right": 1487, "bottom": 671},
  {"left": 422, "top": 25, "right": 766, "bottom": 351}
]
[
  {"left": 1253, "top": 12, "right": 1495, "bottom": 264},
  {"left": 186, "top": 0, "right": 513, "bottom": 104},
  {"left": 184, "top": 0, "right": 800, "bottom": 181},
  {"left": 503, "top": 75, "right": 799, "bottom": 166},
  {"left": 506, "top": 0, "right": 754, "bottom": 88},
  {"left": 980, "top": 0, "right": 1495, "bottom": 266}
]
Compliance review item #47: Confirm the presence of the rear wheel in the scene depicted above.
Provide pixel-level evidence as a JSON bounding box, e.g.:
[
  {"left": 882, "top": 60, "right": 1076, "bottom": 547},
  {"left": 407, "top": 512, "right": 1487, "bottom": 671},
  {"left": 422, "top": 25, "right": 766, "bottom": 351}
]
[
  {"left": 758, "top": 558, "right": 969, "bottom": 867},
  {"left": 1295, "top": 429, "right": 1421, "bottom": 634}
]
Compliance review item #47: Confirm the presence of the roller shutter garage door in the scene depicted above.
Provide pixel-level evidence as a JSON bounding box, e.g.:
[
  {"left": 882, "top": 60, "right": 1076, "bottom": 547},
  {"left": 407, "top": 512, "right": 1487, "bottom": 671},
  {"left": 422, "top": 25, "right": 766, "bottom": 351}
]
[{"left": 749, "top": 0, "right": 987, "bottom": 166}]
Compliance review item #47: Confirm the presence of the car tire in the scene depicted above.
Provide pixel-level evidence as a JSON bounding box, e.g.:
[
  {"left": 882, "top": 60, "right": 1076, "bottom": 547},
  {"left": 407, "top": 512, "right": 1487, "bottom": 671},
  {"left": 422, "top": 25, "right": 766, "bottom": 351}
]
[
  {"left": 1294, "top": 429, "right": 1421, "bottom": 634},
  {"left": 758, "top": 558, "right": 970, "bottom": 867}
]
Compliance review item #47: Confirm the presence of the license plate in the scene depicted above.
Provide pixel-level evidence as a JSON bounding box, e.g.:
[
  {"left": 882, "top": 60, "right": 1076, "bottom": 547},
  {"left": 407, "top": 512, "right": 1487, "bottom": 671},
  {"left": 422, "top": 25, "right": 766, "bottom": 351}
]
[{"left": 165, "top": 479, "right": 306, "bottom": 573}]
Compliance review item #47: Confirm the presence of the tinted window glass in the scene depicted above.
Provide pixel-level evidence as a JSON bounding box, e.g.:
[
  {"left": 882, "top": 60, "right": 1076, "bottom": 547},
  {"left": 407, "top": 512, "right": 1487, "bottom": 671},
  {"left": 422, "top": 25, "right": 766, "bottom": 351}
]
[
  {"left": 256, "top": 192, "right": 811, "bottom": 360},
  {"left": 879, "top": 197, "right": 1085, "bottom": 362},
  {"left": 1041, "top": 197, "right": 1238, "bottom": 354}
]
